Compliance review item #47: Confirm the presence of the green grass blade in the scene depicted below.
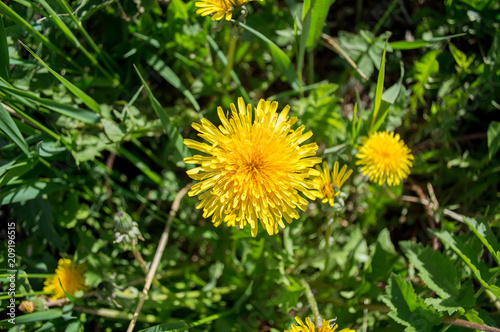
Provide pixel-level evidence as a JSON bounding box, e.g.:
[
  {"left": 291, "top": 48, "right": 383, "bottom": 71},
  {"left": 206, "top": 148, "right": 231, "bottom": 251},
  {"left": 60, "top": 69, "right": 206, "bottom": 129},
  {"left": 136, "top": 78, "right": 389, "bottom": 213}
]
[
  {"left": 134, "top": 65, "right": 190, "bottom": 161},
  {"left": 0, "top": 82, "right": 100, "bottom": 123},
  {"left": 52, "top": 0, "right": 120, "bottom": 75},
  {"left": 303, "top": 0, "right": 332, "bottom": 51},
  {"left": 297, "top": 5, "right": 312, "bottom": 84},
  {"left": 34, "top": 0, "right": 116, "bottom": 83},
  {"left": 118, "top": 146, "right": 161, "bottom": 185},
  {"left": 0, "top": 1, "right": 81, "bottom": 70},
  {"left": 147, "top": 55, "right": 200, "bottom": 112},
  {"left": 0, "top": 102, "right": 29, "bottom": 156},
  {"left": 235, "top": 21, "right": 300, "bottom": 91},
  {"left": 0, "top": 16, "right": 10, "bottom": 81},
  {"left": 0, "top": 309, "right": 62, "bottom": 327},
  {"left": 390, "top": 33, "right": 466, "bottom": 50},
  {"left": 206, "top": 35, "right": 250, "bottom": 101},
  {"left": 370, "top": 41, "right": 387, "bottom": 132},
  {"left": 20, "top": 41, "right": 101, "bottom": 114}
]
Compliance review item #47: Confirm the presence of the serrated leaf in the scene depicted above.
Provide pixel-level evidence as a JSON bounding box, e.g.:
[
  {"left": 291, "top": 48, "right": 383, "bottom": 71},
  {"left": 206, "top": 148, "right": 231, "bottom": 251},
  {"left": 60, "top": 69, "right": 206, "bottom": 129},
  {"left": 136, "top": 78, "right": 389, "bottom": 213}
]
[
  {"left": 433, "top": 230, "right": 500, "bottom": 300},
  {"left": 463, "top": 216, "right": 500, "bottom": 264},
  {"left": 400, "top": 242, "right": 459, "bottom": 299},
  {"left": 487, "top": 121, "right": 500, "bottom": 160},
  {"left": 382, "top": 274, "right": 442, "bottom": 332}
]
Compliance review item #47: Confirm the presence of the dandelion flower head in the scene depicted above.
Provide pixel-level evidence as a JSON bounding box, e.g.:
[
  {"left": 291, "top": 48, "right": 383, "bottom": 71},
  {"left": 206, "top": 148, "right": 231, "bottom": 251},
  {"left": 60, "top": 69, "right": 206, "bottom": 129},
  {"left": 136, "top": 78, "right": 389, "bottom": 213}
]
[
  {"left": 356, "top": 131, "right": 413, "bottom": 186},
  {"left": 43, "top": 258, "right": 87, "bottom": 300},
  {"left": 184, "top": 97, "right": 322, "bottom": 237},
  {"left": 312, "top": 161, "right": 352, "bottom": 206},
  {"left": 285, "top": 317, "right": 355, "bottom": 332},
  {"left": 195, "top": 0, "right": 259, "bottom": 21}
]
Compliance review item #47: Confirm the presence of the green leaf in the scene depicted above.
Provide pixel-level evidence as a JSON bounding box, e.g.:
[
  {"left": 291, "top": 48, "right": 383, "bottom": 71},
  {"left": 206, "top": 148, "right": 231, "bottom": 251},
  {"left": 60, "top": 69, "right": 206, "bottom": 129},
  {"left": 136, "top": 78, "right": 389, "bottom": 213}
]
[
  {"left": 0, "top": 15, "right": 9, "bottom": 81},
  {"left": 372, "top": 61, "right": 404, "bottom": 132},
  {"left": 297, "top": 4, "right": 312, "bottom": 79},
  {"left": 0, "top": 82, "right": 100, "bottom": 123},
  {"left": 0, "top": 2, "right": 77, "bottom": 67},
  {"left": 433, "top": 230, "right": 500, "bottom": 299},
  {"left": 138, "top": 322, "right": 188, "bottom": 332},
  {"left": 366, "top": 228, "right": 399, "bottom": 280},
  {"left": 20, "top": 41, "right": 101, "bottom": 114},
  {"left": 302, "top": 0, "right": 333, "bottom": 51},
  {"left": 118, "top": 146, "right": 162, "bottom": 185},
  {"left": 206, "top": 35, "right": 250, "bottom": 101},
  {"left": 0, "top": 103, "right": 30, "bottom": 156},
  {"left": 411, "top": 50, "right": 441, "bottom": 109},
  {"left": 0, "top": 181, "right": 66, "bottom": 205},
  {"left": 0, "top": 309, "right": 62, "bottom": 327},
  {"left": 102, "top": 118, "right": 127, "bottom": 142},
  {"left": 370, "top": 41, "right": 387, "bottom": 132},
  {"left": 382, "top": 274, "right": 442, "bottom": 332},
  {"left": 133, "top": 66, "right": 190, "bottom": 161},
  {"left": 400, "top": 242, "right": 459, "bottom": 299},
  {"left": 36, "top": 141, "right": 66, "bottom": 158},
  {"left": 235, "top": 21, "right": 300, "bottom": 91},
  {"left": 147, "top": 55, "right": 200, "bottom": 112},
  {"left": 390, "top": 33, "right": 466, "bottom": 50},
  {"left": 487, "top": 121, "right": 500, "bottom": 160},
  {"left": 462, "top": 216, "right": 500, "bottom": 264}
]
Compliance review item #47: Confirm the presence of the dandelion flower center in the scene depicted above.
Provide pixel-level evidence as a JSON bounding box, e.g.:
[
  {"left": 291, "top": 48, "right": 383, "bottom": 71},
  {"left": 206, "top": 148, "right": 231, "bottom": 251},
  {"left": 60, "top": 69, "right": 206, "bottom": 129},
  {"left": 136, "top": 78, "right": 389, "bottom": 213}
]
[
  {"left": 355, "top": 131, "right": 414, "bottom": 186},
  {"left": 184, "top": 97, "right": 321, "bottom": 236}
]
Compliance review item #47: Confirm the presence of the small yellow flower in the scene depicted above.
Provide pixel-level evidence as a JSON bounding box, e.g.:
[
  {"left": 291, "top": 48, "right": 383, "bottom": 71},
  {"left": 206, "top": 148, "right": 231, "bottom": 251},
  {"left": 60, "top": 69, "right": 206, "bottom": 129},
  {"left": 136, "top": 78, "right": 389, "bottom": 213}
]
[
  {"left": 285, "top": 317, "right": 355, "bottom": 332},
  {"left": 184, "top": 97, "right": 321, "bottom": 236},
  {"left": 195, "top": 0, "right": 257, "bottom": 21},
  {"left": 312, "top": 161, "right": 353, "bottom": 206},
  {"left": 355, "top": 131, "right": 413, "bottom": 186},
  {"left": 43, "top": 258, "right": 87, "bottom": 300}
]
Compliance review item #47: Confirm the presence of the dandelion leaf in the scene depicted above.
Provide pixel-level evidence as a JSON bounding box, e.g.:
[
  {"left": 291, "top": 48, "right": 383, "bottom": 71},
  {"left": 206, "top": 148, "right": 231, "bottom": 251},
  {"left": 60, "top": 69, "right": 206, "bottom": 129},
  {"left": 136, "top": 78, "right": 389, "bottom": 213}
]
[{"left": 382, "top": 274, "right": 442, "bottom": 332}]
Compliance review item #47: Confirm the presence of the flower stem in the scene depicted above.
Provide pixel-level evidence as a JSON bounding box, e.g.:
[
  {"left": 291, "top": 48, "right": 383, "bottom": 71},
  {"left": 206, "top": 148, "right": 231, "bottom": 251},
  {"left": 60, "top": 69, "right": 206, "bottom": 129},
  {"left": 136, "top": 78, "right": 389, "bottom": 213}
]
[
  {"left": 300, "top": 278, "right": 321, "bottom": 327},
  {"left": 223, "top": 34, "right": 237, "bottom": 84},
  {"left": 319, "top": 215, "right": 334, "bottom": 280},
  {"left": 126, "top": 183, "right": 192, "bottom": 332}
]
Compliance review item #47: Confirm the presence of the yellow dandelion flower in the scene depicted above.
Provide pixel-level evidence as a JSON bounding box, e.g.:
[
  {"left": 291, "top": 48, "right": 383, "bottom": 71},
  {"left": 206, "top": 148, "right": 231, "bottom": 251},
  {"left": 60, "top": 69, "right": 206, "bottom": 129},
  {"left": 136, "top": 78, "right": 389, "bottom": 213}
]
[
  {"left": 312, "top": 161, "right": 353, "bottom": 206},
  {"left": 195, "top": 0, "right": 257, "bottom": 21},
  {"left": 356, "top": 131, "right": 413, "bottom": 186},
  {"left": 43, "top": 258, "right": 87, "bottom": 300},
  {"left": 184, "top": 97, "right": 322, "bottom": 236},
  {"left": 285, "top": 317, "right": 355, "bottom": 332}
]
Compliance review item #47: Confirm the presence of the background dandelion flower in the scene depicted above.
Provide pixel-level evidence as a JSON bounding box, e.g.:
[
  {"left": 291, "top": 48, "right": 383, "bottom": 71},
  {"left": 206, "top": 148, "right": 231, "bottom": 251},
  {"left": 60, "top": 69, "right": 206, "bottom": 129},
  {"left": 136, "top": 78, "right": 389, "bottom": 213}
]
[
  {"left": 43, "top": 258, "right": 87, "bottom": 300},
  {"left": 285, "top": 317, "right": 355, "bottom": 332},
  {"left": 195, "top": 0, "right": 254, "bottom": 21},
  {"left": 184, "top": 97, "right": 322, "bottom": 236},
  {"left": 312, "top": 161, "right": 353, "bottom": 206},
  {"left": 356, "top": 131, "right": 413, "bottom": 186}
]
